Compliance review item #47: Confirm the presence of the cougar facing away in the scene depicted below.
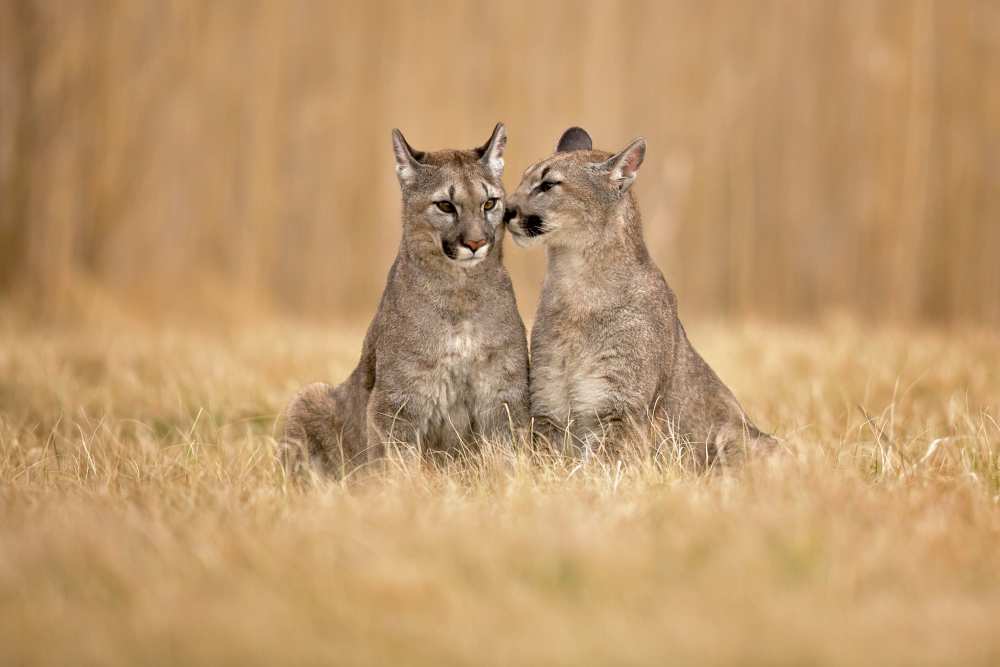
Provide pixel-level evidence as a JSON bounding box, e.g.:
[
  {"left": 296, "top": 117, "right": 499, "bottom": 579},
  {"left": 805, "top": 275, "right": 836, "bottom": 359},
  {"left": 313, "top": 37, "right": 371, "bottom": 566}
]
[
  {"left": 505, "top": 127, "right": 775, "bottom": 466},
  {"left": 282, "top": 124, "right": 529, "bottom": 476}
]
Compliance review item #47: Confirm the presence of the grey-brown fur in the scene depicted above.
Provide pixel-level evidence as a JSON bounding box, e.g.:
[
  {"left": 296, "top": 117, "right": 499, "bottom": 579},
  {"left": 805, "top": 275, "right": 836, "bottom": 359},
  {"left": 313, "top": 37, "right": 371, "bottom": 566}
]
[
  {"left": 506, "top": 127, "right": 774, "bottom": 466},
  {"left": 282, "top": 124, "right": 529, "bottom": 476}
]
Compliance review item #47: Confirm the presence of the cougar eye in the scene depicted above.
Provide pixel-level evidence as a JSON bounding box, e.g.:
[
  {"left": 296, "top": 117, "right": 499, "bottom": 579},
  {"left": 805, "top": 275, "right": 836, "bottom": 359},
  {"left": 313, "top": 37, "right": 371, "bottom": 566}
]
[
  {"left": 483, "top": 198, "right": 499, "bottom": 211},
  {"left": 435, "top": 201, "right": 456, "bottom": 214},
  {"left": 538, "top": 181, "right": 560, "bottom": 193}
]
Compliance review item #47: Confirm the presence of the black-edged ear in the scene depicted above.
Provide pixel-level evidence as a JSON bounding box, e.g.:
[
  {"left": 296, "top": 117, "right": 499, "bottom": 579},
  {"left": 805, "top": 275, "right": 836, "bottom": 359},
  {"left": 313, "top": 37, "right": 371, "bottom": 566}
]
[
  {"left": 391, "top": 128, "right": 426, "bottom": 185},
  {"left": 598, "top": 137, "right": 646, "bottom": 193},
  {"left": 556, "top": 126, "right": 593, "bottom": 153},
  {"left": 476, "top": 122, "right": 507, "bottom": 177}
]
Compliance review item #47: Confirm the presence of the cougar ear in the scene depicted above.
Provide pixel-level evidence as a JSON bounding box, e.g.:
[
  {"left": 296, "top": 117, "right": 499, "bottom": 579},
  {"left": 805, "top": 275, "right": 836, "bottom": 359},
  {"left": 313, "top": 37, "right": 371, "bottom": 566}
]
[
  {"left": 391, "top": 128, "right": 426, "bottom": 185},
  {"left": 556, "top": 126, "right": 593, "bottom": 153},
  {"left": 476, "top": 122, "right": 507, "bottom": 177},
  {"left": 599, "top": 137, "right": 646, "bottom": 193}
]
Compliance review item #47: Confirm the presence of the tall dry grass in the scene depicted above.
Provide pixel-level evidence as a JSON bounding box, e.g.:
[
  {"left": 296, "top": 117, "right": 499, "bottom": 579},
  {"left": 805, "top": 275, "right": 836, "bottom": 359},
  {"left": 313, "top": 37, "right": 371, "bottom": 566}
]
[
  {"left": 2, "top": 0, "right": 999, "bottom": 323},
  {"left": 1, "top": 319, "right": 998, "bottom": 664}
]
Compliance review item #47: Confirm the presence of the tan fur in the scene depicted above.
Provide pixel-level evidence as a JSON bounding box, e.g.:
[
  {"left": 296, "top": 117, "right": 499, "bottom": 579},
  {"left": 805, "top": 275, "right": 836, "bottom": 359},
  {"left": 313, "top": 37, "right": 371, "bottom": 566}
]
[
  {"left": 506, "top": 127, "right": 775, "bottom": 465},
  {"left": 281, "top": 124, "right": 529, "bottom": 477}
]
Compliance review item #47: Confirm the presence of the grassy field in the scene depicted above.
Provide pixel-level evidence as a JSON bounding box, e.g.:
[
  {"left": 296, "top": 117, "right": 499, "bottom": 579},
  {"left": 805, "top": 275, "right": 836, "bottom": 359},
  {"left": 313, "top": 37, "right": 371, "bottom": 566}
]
[{"left": 1, "top": 318, "right": 999, "bottom": 666}]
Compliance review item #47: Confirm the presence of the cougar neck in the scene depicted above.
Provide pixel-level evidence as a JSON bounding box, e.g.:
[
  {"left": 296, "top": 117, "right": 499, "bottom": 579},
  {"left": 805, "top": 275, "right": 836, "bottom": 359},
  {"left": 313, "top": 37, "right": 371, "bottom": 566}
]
[{"left": 544, "top": 199, "right": 652, "bottom": 296}]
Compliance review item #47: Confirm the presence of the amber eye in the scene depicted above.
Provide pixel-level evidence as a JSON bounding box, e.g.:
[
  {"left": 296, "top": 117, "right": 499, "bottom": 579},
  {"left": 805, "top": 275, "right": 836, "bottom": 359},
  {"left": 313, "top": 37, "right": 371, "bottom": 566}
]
[
  {"left": 435, "top": 201, "right": 456, "bottom": 214},
  {"left": 483, "top": 198, "right": 499, "bottom": 211}
]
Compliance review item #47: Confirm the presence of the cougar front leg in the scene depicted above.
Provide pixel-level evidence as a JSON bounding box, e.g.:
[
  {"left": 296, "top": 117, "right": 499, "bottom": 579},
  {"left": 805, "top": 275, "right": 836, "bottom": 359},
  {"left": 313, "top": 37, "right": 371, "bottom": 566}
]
[
  {"left": 532, "top": 410, "right": 646, "bottom": 458},
  {"left": 530, "top": 415, "right": 575, "bottom": 455},
  {"left": 589, "top": 411, "right": 650, "bottom": 458},
  {"left": 476, "top": 387, "right": 529, "bottom": 444},
  {"left": 365, "top": 390, "right": 421, "bottom": 465}
]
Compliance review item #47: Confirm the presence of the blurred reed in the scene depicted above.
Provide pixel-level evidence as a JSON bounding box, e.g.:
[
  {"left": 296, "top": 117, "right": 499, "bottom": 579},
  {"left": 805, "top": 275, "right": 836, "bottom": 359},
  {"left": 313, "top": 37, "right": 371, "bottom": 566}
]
[{"left": 1, "top": 0, "right": 998, "bottom": 323}]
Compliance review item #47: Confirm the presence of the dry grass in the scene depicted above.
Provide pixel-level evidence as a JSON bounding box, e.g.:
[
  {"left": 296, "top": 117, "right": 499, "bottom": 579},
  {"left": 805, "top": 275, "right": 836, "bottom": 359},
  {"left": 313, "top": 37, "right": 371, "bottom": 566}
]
[{"left": 1, "top": 318, "right": 999, "bottom": 666}]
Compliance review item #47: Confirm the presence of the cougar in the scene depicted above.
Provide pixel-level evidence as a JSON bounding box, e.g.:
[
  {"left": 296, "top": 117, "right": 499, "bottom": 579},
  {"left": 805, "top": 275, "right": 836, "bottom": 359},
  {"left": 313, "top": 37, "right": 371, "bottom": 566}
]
[
  {"left": 282, "top": 124, "right": 529, "bottom": 476},
  {"left": 505, "top": 127, "right": 774, "bottom": 466}
]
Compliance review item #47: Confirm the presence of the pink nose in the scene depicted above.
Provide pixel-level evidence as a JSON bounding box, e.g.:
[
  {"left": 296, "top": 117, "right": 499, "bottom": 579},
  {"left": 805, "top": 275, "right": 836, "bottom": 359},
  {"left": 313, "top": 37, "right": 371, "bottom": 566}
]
[{"left": 463, "top": 238, "right": 488, "bottom": 252}]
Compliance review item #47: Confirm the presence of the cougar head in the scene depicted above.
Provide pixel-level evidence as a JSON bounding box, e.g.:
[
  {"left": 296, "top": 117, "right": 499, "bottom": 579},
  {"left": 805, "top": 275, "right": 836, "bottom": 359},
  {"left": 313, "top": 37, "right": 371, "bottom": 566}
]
[
  {"left": 505, "top": 127, "right": 645, "bottom": 249},
  {"left": 393, "top": 123, "right": 508, "bottom": 267}
]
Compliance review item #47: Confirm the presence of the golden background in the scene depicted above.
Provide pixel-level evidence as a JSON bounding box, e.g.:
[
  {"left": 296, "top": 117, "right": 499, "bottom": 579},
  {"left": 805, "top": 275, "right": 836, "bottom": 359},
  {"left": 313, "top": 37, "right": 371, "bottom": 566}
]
[{"left": 2, "top": 0, "right": 998, "bottom": 323}]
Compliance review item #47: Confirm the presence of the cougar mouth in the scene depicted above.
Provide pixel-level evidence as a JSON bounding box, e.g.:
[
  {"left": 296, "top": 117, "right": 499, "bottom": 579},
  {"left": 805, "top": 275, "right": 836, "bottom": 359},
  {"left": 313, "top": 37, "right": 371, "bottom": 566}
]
[
  {"left": 509, "top": 214, "right": 546, "bottom": 238},
  {"left": 508, "top": 214, "right": 549, "bottom": 248},
  {"left": 521, "top": 215, "right": 545, "bottom": 237},
  {"left": 441, "top": 239, "right": 488, "bottom": 266}
]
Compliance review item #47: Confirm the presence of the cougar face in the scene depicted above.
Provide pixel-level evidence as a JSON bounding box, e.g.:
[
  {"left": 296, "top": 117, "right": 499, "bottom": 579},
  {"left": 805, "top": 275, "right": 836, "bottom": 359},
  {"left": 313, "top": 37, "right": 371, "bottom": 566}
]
[
  {"left": 506, "top": 127, "right": 645, "bottom": 249},
  {"left": 393, "top": 124, "right": 507, "bottom": 267}
]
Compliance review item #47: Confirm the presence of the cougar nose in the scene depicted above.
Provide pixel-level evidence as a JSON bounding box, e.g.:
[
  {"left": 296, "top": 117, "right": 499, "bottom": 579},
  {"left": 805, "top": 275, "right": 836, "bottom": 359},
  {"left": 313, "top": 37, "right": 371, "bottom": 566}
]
[
  {"left": 463, "top": 238, "right": 488, "bottom": 252},
  {"left": 503, "top": 206, "right": 518, "bottom": 223}
]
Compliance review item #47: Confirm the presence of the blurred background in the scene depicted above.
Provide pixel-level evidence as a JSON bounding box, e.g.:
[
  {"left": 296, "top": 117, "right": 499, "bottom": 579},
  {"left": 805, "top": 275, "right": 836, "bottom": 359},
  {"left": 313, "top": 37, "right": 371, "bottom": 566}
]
[{"left": 1, "top": 0, "right": 998, "bottom": 325}]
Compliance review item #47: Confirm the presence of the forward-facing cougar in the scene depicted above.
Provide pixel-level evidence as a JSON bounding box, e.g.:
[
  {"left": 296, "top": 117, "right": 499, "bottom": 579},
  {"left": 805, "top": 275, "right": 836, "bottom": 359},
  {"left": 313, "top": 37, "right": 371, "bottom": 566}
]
[{"left": 282, "top": 124, "right": 529, "bottom": 476}]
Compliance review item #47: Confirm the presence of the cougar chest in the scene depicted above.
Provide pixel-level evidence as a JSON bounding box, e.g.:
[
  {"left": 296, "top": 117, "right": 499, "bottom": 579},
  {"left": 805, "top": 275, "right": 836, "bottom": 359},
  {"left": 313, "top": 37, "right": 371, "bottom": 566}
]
[
  {"left": 442, "top": 320, "right": 481, "bottom": 362},
  {"left": 531, "top": 330, "right": 613, "bottom": 426},
  {"left": 410, "top": 319, "right": 489, "bottom": 442}
]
